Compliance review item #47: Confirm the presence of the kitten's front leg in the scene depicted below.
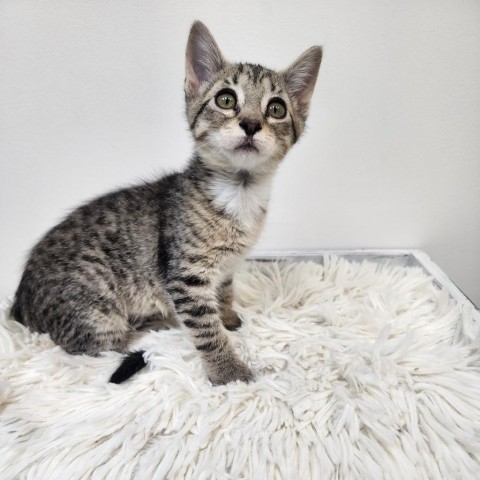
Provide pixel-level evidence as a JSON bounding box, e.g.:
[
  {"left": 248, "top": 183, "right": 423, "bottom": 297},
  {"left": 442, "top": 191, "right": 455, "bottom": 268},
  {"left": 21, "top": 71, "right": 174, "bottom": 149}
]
[
  {"left": 217, "top": 277, "right": 242, "bottom": 331},
  {"left": 166, "top": 273, "right": 252, "bottom": 385}
]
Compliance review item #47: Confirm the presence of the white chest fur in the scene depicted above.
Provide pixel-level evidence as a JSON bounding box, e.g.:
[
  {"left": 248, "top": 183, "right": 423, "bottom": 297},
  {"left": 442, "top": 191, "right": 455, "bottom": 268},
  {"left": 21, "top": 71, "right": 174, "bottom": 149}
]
[{"left": 209, "top": 173, "right": 272, "bottom": 227}]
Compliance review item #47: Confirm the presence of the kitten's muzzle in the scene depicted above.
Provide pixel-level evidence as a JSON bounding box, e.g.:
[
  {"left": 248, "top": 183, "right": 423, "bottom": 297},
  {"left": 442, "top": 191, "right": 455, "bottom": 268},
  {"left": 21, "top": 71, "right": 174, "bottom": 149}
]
[
  {"left": 236, "top": 120, "right": 261, "bottom": 152},
  {"left": 235, "top": 136, "right": 259, "bottom": 152}
]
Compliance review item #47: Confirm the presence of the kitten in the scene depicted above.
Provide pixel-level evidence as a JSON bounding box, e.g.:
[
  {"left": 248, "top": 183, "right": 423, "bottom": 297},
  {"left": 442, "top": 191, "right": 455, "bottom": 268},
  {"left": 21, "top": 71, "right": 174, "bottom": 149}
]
[{"left": 11, "top": 21, "right": 322, "bottom": 385}]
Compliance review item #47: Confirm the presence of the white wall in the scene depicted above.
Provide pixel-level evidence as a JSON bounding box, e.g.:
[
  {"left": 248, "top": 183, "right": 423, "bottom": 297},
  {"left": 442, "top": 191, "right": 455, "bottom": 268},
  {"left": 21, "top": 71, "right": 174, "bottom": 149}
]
[{"left": 1, "top": 0, "right": 479, "bottom": 305}]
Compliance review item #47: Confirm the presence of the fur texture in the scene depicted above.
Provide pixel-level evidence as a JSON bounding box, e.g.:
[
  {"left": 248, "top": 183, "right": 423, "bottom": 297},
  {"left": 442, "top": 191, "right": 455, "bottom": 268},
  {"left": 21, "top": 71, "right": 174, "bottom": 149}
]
[
  {"left": 11, "top": 21, "right": 322, "bottom": 385},
  {"left": 1, "top": 258, "right": 479, "bottom": 478}
]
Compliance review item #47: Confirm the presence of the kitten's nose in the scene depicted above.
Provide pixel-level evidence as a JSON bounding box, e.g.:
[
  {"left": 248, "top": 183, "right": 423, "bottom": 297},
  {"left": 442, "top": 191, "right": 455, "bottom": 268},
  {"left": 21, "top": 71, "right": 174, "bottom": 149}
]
[{"left": 239, "top": 120, "right": 262, "bottom": 137}]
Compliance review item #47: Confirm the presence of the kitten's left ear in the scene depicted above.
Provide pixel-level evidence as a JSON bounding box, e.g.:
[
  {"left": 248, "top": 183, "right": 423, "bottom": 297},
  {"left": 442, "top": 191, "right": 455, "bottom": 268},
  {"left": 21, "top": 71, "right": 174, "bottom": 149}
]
[
  {"left": 283, "top": 46, "right": 323, "bottom": 118},
  {"left": 185, "top": 21, "right": 225, "bottom": 97}
]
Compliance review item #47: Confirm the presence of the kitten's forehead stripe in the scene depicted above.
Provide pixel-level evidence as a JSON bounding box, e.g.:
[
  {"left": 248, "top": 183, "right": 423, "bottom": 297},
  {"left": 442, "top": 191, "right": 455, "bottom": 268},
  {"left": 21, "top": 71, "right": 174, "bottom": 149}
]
[{"left": 249, "top": 64, "right": 260, "bottom": 83}]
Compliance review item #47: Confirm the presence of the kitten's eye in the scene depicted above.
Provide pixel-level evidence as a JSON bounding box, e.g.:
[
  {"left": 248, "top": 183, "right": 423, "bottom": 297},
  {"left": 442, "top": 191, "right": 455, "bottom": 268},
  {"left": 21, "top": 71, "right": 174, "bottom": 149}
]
[
  {"left": 267, "top": 99, "right": 287, "bottom": 119},
  {"left": 215, "top": 90, "right": 237, "bottom": 110}
]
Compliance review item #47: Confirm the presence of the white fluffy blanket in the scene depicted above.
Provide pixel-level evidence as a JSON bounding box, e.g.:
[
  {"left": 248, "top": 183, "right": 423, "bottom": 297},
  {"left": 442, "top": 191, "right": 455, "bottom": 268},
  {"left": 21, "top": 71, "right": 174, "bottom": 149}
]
[{"left": 1, "top": 257, "right": 479, "bottom": 479}]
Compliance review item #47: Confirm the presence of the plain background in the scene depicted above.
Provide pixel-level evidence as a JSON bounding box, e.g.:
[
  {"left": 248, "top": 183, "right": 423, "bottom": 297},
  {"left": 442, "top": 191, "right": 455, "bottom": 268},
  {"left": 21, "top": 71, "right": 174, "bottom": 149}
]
[{"left": 1, "top": 0, "right": 479, "bottom": 305}]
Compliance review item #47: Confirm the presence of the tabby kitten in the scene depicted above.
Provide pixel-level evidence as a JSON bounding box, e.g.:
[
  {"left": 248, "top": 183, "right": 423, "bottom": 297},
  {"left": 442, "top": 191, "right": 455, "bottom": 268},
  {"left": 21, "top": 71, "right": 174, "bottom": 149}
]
[{"left": 12, "top": 21, "right": 322, "bottom": 385}]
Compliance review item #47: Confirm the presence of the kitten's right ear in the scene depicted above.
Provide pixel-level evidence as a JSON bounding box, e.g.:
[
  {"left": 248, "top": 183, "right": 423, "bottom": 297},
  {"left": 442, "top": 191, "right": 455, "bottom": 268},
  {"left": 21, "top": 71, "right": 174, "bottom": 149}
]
[{"left": 185, "top": 21, "right": 225, "bottom": 97}]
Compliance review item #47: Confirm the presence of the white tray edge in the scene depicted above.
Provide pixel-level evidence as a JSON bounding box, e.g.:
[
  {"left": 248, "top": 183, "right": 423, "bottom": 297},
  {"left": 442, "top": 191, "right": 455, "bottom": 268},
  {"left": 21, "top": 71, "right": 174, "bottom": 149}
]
[{"left": 249, "top": 248, "right": 479, "bottom": 322}]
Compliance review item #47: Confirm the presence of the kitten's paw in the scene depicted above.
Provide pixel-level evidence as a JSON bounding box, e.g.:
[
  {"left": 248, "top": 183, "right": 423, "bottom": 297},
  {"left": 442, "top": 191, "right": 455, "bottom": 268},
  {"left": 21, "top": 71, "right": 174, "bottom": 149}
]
[
  {"left": 222, "top": 312, "right": 242, "bottom": 331},
  {"left": 209, "top": 360, "right": 253, "bottom": 385}
]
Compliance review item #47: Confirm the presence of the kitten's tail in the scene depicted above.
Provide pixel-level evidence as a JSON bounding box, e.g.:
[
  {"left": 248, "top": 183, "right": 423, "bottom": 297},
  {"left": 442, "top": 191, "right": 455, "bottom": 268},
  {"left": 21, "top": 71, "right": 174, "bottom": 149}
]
[{"left": 109, "top": 350, "right": 147, "bottom": 384}]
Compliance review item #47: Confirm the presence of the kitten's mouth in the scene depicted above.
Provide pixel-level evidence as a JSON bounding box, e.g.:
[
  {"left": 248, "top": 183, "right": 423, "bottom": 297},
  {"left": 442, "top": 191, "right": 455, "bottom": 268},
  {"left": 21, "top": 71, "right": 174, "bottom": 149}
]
[{"left": 235, "top": 137, "right": 259, "bottom": 153}]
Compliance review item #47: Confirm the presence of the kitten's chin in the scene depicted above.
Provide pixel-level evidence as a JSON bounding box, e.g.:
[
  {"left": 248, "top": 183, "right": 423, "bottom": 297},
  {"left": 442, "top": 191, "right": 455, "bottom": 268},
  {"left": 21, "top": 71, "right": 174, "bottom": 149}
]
[
  {"left": 226, "top": 149, "right": 273, "bottom": 172},
  {"left": 196, "top": 142, "right": 277, "bottom": 173}
]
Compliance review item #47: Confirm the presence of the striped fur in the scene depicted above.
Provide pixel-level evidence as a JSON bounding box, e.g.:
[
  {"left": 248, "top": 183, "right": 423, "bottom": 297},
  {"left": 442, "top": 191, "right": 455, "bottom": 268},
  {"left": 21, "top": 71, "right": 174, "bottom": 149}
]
[{"left": 11, "top": 21, "right": 322, "bottom": 385}]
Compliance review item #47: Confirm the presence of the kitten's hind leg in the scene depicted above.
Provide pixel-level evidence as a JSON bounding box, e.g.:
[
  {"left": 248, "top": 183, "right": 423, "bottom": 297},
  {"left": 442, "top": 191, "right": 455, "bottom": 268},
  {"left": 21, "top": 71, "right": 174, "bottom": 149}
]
[
  {"left": 128, "top": 310, "right": 179, "bottom": 332},
  {"left": 217, "top": 277, "right": 242, "bottom": 331},
  {"left": 53, "top": 308, "right": 132, "bottom": 356}
]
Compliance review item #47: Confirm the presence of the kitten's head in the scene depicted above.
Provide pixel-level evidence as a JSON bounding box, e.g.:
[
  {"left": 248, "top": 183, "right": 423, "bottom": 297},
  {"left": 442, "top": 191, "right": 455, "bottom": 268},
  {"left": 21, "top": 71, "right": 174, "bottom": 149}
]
[{"left": 185, "top": 21, "right": 322, "bottom": 174}]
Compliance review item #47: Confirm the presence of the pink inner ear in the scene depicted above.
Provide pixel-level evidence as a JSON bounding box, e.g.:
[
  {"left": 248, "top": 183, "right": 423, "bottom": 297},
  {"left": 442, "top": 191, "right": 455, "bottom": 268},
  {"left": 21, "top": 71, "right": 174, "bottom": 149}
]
[
  {"left": 187, "top": 76, "right": 199, "bottom": 94},
  {"left": 185, "top": 61, "right": 200, "bottom": 95}
]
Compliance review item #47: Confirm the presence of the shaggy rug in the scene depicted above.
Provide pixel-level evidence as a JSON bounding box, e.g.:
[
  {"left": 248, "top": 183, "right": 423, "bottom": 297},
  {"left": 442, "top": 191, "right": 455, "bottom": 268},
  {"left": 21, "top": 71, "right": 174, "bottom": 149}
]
[{"left": 0, "top": 257, "right": 479, "bottom": 479}]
